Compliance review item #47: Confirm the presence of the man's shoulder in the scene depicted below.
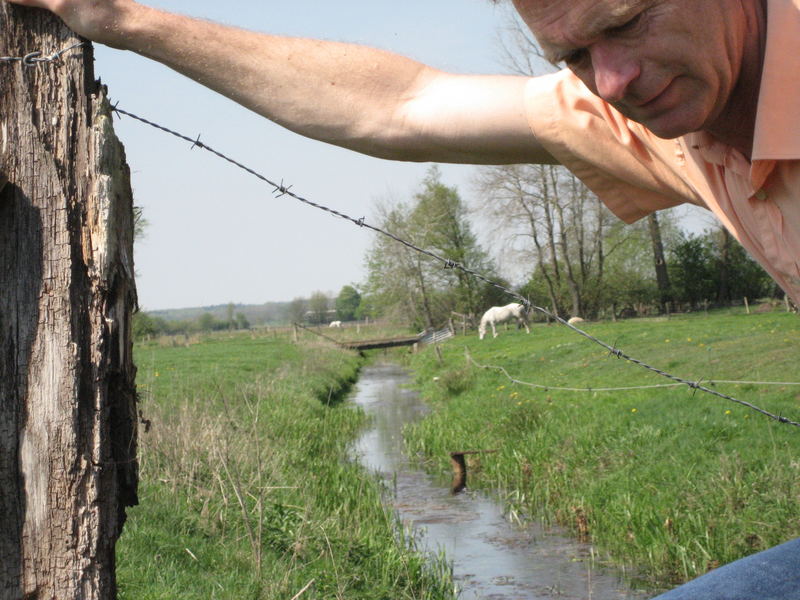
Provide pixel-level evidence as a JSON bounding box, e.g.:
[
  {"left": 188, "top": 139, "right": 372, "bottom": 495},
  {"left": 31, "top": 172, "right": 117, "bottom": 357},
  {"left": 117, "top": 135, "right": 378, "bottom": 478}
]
[{"left": 524, "top": 69, "right": 678, "bottom": 157}]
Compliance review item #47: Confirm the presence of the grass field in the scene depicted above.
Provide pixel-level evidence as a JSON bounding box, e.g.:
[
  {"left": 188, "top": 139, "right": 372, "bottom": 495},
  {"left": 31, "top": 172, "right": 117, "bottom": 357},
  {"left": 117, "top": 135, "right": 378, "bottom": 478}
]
[
  {"left": 118, "top": 330, "right": 455, "bottom": 599},
  {"left": 405, "top": 307, "right": 800, "bottom": 586}
]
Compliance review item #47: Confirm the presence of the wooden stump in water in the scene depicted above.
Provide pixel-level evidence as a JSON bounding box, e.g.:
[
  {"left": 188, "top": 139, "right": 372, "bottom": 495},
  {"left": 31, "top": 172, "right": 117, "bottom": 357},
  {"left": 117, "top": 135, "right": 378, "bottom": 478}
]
[{"left": 449, "top": 449, "right": 498, "bottom": 494}]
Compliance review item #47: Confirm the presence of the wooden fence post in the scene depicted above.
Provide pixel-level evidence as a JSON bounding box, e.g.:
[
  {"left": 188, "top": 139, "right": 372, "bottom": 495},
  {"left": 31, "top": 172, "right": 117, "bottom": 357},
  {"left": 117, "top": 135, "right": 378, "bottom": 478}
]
[{"left": 0, "top": 7, "right": 138, "bottom": 598}]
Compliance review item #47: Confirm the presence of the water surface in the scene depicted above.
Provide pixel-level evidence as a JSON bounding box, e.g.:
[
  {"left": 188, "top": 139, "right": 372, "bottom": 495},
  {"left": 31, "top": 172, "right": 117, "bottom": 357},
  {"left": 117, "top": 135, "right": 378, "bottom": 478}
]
[{"left": 350, "top": 363, "right": 655, "bottom": 600}]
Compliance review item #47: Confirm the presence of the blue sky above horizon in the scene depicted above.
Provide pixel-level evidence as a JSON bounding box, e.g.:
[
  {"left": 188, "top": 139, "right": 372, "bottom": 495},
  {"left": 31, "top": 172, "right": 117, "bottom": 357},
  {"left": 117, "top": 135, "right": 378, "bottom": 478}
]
[{"left": 93, "top": 0, "right": 709, "bottom": 310}]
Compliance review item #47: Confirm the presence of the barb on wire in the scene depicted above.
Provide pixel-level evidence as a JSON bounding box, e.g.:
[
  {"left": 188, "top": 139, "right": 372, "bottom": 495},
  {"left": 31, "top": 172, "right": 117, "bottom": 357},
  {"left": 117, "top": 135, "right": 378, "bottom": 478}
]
[
  {"left": 0, "top": 41, "right": 87, "bottom": 66},
  {"left": 110, "top": 104, "right": 800, "bottom": 429}
]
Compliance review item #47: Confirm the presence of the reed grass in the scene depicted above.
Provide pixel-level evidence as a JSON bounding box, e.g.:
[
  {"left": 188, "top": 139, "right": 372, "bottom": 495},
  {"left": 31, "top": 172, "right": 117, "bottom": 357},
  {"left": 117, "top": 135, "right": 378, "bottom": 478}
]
[
  {"left": 118, "top": 332, "right": 455, "bottom": 599},
  {"left": 405, "top": 308, "right": 800, "bottom": 587}
]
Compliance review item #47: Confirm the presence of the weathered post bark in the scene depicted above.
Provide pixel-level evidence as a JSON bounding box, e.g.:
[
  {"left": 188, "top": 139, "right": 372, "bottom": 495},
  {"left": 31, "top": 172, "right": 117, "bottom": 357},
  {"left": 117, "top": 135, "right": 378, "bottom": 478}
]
[{"left": 1, "top": 6, "right": 138, "bottom": 600}]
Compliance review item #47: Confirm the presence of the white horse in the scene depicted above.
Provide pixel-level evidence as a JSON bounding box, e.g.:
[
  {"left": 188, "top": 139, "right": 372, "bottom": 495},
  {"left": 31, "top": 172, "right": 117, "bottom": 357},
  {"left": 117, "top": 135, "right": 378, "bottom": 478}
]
[
  {"left": 329, "top": 320, "right": 342, "bottom": 328},
  {"left": 478, "top": 303, "right": 530, "bottom": 340}
]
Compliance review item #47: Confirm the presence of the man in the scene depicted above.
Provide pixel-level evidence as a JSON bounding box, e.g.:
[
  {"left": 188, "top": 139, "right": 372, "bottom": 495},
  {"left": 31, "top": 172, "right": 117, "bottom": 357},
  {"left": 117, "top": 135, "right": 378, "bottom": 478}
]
[{"left": 5, "top": 0, "right": 799, "bottom": 597}]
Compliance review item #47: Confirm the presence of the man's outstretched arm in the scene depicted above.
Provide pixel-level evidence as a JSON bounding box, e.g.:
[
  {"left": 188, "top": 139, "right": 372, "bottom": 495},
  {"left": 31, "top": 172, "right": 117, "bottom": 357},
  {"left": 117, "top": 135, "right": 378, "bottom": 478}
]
[{"left": 5, "top": 0, "right": 557, "bottom": 165}]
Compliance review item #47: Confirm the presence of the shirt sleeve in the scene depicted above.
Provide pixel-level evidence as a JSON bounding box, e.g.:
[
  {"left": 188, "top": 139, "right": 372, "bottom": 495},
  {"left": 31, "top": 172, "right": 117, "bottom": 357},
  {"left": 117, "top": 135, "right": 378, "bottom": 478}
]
[{"left": 524, "top": 70, "right": 705, "bottom": 223}]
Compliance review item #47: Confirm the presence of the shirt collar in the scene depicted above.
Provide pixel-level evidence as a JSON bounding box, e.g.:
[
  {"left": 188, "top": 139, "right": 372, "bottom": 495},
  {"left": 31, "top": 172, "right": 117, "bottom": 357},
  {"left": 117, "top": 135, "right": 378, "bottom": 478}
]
[{"left": 751, "top": 0, "right": 800, "bottom": 161}]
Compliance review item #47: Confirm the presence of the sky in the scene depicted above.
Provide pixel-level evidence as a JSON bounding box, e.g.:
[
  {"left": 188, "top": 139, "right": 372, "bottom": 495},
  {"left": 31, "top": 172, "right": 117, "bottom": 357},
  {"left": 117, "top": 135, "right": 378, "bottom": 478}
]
[{"left": 92, "top": 0, "right": 708, "bottom": 311}]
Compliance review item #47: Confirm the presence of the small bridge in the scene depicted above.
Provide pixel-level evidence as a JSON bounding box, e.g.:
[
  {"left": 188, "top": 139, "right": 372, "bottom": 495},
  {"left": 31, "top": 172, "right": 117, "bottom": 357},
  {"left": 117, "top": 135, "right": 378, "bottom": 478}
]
[
  {"left": 341, "top": 334, "right": 426, "bottom": 351},
  {"left": 294, "top": 323, "right": 453, "bottom": 351}
]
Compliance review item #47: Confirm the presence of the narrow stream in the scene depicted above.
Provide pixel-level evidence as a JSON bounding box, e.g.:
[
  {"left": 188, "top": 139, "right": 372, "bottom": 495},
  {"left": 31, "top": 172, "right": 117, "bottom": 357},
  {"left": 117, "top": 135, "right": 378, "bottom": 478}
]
[{"left": 349, "top": 363, "right": 655, "bottom": 600}]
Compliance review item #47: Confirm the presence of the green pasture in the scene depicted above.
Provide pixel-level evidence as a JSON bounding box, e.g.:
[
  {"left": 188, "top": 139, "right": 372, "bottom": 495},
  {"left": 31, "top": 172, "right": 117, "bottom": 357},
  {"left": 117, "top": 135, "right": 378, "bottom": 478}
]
[
  {"left": 406, "top": 308, "right": 800, "bottom": 586},
  {"left": 118, "top": 331, "right": 454, "bottom": 600}
]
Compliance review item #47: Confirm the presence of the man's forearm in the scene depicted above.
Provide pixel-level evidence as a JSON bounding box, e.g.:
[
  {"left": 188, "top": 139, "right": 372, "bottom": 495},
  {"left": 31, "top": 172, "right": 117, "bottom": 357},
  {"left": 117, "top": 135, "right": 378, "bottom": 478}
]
[
  {"left": 5, "top": 0, "right": 558, "bottom": 165},
  {"left": 109, "top": 5, "right": 433, "bottom": 158}
]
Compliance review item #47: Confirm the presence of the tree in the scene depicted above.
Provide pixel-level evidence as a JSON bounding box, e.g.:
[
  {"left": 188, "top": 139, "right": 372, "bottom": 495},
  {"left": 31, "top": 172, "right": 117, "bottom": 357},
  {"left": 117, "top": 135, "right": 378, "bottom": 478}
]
[
  {"left": 1, "top": 7, "right": 138, "bottom": 598},
  {"left": 412, "top": 167, "right": 497, "bottom": 317},
  {"left": 286, "top": 296, "right": 307, "bottom": 324},
  {"left": 197, "top": 312, "right": 218, "bottom": 332},
  {"left": 308, "top": 291, "right": 330, "bottom": 325},
  {"left": 647, "top": 213, "right": 673, "bottom": 312},
  {"left": 476, "top": 163, "right": 618, "bottom": 318},
  {"left": 335, "top": 285, "right": 361, "bottom": 321},
  {"left": 132, "top": 311, "right": 159, "bottom": 340},
  {"left": 480, "top": 12, "right": 664, "bottom": 320},
  {"left": 362, "top": 201, "right": 437, "bottom": 328},
  {"left": 235, "top": 312, "right": 250, "bottom": 330},
  {"left": 133, "top": 205, "right": 148, "bottom": 240},
  {"left": 226, "top": 302, "right": 235, "bottom": 329},
  {"left": 362, "top": 169, "right": 498, "bottom": 327},
  {"left": 669, "top": 228, "right": 773, "bottom": 307}
]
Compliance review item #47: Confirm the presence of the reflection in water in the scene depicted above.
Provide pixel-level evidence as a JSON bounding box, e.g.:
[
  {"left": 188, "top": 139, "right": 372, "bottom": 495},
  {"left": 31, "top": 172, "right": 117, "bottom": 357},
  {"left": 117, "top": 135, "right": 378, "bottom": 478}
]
[{"left": 350, "top": 363, "right": 654, "bottom": 600}]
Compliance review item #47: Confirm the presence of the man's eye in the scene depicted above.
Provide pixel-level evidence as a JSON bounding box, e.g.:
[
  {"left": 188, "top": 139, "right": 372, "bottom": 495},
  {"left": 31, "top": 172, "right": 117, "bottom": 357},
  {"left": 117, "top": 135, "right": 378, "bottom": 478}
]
[{"left": 608, "top": 12, "right": 644, "bottom": 35}]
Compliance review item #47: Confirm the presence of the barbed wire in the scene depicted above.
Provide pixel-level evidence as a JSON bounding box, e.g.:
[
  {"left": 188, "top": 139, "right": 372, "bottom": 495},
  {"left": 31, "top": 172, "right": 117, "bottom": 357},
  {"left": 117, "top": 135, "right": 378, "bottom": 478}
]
[
  {"left": 464, "top": 349, "right": 800, "bottom": 394},
  {"left": 0, "top": 41, "right": 87, "bottom": 66},
  {"left": 108, "top": 105, "right": 799, "bottom": 429}
]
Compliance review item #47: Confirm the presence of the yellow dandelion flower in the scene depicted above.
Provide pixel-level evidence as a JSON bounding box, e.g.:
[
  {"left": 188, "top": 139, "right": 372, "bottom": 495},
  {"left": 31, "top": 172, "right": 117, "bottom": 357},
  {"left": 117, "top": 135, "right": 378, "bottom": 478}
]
[
  {"left": 497, "top": 385, "right": 506, "bottom": 391},
  {"left": 725, "top": 410, "right": 732, "bottom": 415},
  {"left": 631, "top": 408, "right": 638, "bottom": 413}
]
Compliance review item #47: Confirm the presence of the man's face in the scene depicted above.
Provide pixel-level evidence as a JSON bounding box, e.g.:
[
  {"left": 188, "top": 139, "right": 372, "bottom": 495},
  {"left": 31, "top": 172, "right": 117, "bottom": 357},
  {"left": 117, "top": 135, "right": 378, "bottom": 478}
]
[{"left": 513, "top": 0, "right": 748, "bottom": 139}]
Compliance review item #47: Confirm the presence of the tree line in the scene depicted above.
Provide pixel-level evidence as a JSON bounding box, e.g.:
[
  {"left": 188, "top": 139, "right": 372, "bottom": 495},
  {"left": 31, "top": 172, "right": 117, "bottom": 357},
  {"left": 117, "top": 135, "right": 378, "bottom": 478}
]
[
  {"left": 133, "top": 164, "right": 779, "bottom": 341},
  {"left": 354, "top": 166, "right": 778, "bottom": 329}
]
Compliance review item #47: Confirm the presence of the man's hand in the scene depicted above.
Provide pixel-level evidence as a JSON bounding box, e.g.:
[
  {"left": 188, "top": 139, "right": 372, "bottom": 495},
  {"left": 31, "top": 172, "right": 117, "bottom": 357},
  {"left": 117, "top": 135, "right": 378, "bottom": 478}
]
[
  {"left": 2, "top": 0, "right": 554, "bottom": 165},
  {"left": 4, "top": 0, "right": 138, "bottom": 48}
]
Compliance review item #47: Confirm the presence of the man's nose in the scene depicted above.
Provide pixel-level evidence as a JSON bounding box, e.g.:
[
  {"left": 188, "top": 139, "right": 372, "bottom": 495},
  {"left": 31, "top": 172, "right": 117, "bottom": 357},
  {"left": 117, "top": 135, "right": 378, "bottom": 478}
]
[{"left": 591, "top": 42, "right": 640, "bottom": 103}]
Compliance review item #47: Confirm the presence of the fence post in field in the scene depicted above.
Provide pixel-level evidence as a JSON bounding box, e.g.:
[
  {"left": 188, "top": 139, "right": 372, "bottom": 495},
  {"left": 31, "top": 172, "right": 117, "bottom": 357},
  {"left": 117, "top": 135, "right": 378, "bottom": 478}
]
[
  {"left": 744, "top": 296, "right": 751, "bottom": 314},
  {"left": 0, "top": 6, "right": 138, "bottom": 598}
]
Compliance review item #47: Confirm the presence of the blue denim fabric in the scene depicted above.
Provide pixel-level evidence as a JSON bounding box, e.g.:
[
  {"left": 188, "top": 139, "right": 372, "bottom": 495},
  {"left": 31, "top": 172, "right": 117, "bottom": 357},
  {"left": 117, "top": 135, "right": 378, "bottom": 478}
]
[{"left": 651, "top": 537, "right": 800, "bottom": 599}]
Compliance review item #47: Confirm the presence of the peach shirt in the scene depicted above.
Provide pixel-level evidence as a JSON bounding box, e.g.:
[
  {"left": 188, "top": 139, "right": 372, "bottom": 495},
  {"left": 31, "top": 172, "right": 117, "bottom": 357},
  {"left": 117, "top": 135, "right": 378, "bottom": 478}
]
[{"left": 524, "top": 0, "right": 800, "bottom": 303}]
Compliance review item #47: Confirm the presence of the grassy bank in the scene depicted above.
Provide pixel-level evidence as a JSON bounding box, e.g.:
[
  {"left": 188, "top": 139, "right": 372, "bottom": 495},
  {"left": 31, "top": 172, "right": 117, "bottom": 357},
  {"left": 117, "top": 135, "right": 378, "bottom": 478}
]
[
  {"left": 405, "top": 309, "right": 800, "bottom": 587},
  {"left": 118, "top": 331, "right": 454, "bottom": 599}
]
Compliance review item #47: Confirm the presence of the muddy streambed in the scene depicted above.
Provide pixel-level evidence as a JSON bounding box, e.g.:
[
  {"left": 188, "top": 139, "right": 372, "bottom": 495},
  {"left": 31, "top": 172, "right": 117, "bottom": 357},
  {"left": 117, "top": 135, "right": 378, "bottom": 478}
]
[{"left": 349, "top": 363, "right": 655, "bottom": 600}]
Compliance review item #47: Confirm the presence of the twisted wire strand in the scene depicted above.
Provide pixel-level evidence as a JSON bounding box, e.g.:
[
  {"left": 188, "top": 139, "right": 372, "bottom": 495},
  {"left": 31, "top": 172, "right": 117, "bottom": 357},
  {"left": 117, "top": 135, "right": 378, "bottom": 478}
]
[
  {"left": 465, "top": 352, "right": 800, "bottom": 393},
  {"left": 0, "top": 41, "right": 87, "bottom": 66},
  {"left": 111, "top": 104, "right": 800, "bottom": 428}
]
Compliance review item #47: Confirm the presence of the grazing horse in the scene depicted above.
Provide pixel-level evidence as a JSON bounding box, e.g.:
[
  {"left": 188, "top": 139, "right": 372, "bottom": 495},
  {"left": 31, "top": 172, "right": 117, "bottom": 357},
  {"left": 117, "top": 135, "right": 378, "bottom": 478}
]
[
  {"left": 329, "top": 320, "right": 342, "bottom": 328},
  {"left": 478, "top": 303, "right": 530, "bottom": 340}
]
